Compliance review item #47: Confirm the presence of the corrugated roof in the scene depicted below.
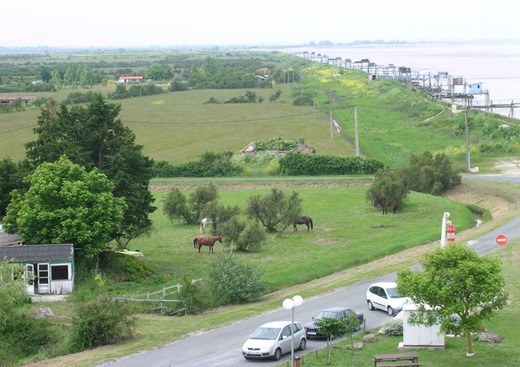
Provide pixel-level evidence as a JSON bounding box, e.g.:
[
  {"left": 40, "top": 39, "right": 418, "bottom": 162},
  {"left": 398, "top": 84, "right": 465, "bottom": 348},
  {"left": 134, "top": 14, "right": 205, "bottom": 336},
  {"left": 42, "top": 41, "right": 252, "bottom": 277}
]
[
  {"left": 0, "top": 231, "right": 23, "bottom": 246},
  {"left": 0, "top": 244, "right": 74, "bottom": 262}
]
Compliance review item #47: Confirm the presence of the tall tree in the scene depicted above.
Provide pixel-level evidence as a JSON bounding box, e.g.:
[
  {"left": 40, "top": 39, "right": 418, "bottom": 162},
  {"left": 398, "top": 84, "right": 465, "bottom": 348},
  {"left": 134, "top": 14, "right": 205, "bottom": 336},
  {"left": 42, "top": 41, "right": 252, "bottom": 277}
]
[
  {"left": 397, "top": 243, "right": 509, "bottom": 356},
  {"left": 404, "top": 151, "right": 461, "bottom": 195},
  {"left": 0, "top": 158, "right": 24, "bottom": 219},
  {"left": 23, "top": 94, "right": 155, "bottom": 247},
  {"left": 245, "top": 189, "right": 302, "bottom": 232},
  {"left": 3, "top": 156, "right": 126, "bottom": 257}
]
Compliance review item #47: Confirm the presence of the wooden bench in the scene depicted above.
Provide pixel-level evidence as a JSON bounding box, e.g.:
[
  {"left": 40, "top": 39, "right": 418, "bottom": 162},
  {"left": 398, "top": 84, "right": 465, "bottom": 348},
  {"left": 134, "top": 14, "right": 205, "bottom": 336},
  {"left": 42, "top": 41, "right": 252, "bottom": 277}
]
[{"left": 373, "top": 352, "right": 420, "bottom": 367}]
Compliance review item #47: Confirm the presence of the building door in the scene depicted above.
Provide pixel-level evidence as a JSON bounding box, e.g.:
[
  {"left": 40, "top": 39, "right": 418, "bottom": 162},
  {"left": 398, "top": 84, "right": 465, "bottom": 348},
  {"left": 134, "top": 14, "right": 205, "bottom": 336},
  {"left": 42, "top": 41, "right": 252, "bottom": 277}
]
[
  {"left": 25, "top": 264, "right": 35, "bottom": 295},
  {"left": 37, "top": 263, "right": 49, "bottom": 294}
]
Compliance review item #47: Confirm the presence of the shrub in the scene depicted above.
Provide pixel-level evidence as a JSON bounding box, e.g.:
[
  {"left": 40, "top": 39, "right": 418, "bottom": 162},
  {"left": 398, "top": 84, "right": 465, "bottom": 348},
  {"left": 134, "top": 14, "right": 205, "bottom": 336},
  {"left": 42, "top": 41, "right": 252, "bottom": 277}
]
[
  {"left": 279, "top": 152, "right": 385, "bottom": 175},
  {"left": 206, "top": 254, "right": 268, "bottom": 305},
  {"left": 68, "top": 298, "right": 136, "bottom": 352},
  {"left": 0, "top": 315, "right": 59, "bottom": 358},
  {"left": 378, "top": 318, "right": 403, "bottom": 336},
  {"left": 179, "top": 276, "right": 214, "bottom": 315},
  {"left": 98, "top": 251, "right": 154, "bottom": 282},
  {"left": 236, "top": 222, "right": 266, "bottom": 252}
]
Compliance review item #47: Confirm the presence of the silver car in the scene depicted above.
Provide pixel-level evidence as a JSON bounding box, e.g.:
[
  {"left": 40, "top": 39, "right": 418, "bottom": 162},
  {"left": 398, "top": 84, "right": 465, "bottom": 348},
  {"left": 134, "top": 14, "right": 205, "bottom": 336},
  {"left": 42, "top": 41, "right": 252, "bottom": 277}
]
[
  {"left": 366, "top": 281, "right": 409, "bottom": 316},
  {"left": 242, "top": 321, "right": 307, "bottom": 360}
]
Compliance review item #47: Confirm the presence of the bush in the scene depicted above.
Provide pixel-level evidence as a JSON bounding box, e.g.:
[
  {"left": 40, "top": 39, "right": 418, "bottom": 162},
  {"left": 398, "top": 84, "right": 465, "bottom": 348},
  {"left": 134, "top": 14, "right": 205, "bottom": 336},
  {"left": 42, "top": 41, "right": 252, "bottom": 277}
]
[
  {"left": 98, "top": 251, "right": 154, "bottom": 282},
  {"left": 279, "top": 152, "right": 385, "bottom": 175},
  {"left": 0, "top": 314, "right": 59, "bottom": 362},
  {"left": 236, "top": 222, "right": 266, "bottom": 252},
  {"left": 378, "top": 318, "right": 403, "bottom": 336},
  {"left": 206, "top": 254, "right": 268, "bottom": 305},
  {"left": 154, "top": 152, "right": 243, "bottom": 177},
  {"left": 179, "top": 276, "right": 214, "bottom": 314},
  {"left": 68, "top": 298, "right": 136, "bottom": 352}
]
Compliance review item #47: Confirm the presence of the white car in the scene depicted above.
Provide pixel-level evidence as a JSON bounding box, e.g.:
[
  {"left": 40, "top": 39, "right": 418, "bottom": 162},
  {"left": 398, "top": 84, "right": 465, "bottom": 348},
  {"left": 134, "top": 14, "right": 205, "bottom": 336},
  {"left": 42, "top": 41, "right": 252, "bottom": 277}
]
[
  {"left": 366, "top": 282, "right": 408, "bottom": 316},
  {"left": 242, "top": 321, "right": 307, "bottom": 360}
]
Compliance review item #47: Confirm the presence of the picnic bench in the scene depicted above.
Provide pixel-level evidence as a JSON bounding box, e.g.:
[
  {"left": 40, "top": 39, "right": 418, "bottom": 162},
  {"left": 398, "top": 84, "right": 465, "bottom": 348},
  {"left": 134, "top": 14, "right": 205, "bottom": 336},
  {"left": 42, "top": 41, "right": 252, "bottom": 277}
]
[{"left": 373, "top": 352, "right": 420, "bottom": 367}]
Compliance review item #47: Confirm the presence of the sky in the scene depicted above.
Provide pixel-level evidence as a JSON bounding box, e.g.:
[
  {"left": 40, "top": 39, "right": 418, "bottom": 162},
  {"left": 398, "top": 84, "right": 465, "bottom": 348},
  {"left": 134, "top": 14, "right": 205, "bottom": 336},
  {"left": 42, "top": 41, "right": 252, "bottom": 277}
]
[{"left": 2, "top": 0, "right": 519, "bottom": 48}]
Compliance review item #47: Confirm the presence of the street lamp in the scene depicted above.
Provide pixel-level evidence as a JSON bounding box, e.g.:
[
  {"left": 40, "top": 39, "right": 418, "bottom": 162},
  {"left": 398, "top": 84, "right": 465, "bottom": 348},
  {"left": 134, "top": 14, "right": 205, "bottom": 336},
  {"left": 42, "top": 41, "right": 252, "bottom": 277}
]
[
  {"left": 440, "top": 212, "right": 450, "bottom": 249},
  {"left": 283, "top": 295, "right": 303, "bottom": 366}
]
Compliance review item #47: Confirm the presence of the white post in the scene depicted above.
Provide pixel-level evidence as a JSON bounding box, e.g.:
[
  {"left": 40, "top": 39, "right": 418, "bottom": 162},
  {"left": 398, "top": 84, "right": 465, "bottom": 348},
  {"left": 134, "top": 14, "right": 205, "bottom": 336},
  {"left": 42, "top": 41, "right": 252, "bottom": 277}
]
[
  {"left": 283, "top": 295, "right": 303, "bottom": 366},
  {"left": 440, "top": 212, "right": 450, "bottom": 249}
]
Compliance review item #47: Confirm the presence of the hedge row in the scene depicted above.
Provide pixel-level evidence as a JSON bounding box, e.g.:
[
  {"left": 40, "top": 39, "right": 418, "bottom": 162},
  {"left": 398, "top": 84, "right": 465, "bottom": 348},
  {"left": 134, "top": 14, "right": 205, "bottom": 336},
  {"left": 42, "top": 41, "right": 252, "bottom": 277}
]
[
  {"left": 279, "top": 152, "right": 385, "bottom": 175},
  {"left": 153, "top": 152, "right": 243, "bottom": 177}
]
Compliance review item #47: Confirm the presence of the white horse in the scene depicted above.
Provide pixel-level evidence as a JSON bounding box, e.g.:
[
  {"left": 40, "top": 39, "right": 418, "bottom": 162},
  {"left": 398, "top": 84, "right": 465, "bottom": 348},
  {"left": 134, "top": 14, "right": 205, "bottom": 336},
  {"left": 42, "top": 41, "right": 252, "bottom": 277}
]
[{"left": 199, "top": 218, "right": 213, "bottom": 234}]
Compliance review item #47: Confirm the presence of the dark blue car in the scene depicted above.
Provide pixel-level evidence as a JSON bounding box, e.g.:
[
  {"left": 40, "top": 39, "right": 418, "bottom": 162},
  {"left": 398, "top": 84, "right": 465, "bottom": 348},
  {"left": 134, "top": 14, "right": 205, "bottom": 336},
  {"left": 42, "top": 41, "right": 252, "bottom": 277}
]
[{"left": 304, "top": 306, "right": 364, "bottom": 339}]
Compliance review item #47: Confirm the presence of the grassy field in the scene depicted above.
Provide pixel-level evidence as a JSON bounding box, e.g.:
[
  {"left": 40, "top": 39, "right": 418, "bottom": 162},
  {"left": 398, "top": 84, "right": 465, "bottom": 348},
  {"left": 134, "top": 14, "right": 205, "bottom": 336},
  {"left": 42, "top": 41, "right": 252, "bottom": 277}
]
[
  {"left": 110, "top": 178, "right": 477, "bottom": 293},
  {"left": 2, "top": 52, "right": 518, "bottom": 170},
  {"left": 20, "top": 178, "right": 520, "bottom": 367}
]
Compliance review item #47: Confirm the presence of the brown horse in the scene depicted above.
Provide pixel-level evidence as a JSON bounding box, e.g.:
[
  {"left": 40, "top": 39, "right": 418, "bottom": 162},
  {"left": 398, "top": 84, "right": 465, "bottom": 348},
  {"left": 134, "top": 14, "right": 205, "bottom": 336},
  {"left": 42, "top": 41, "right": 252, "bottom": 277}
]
[
  {"left": 193, "top": 236, "right": 223, "bottom": 254},
  {"left": 293, "top": 216, "right": 313, "bottom": 231},
  {"left": 372, "top": 198, "right": 398, "bottom": 215},
  {"left": 373, "top": 198, "right": 388, "bottom": 215}
]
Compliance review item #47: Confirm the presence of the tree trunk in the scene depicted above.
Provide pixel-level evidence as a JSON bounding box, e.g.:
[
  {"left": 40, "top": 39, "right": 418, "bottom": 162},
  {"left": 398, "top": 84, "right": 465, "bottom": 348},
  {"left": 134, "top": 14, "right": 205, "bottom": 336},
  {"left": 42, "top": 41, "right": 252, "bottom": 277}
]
[
  {"left": 326, "top": 337, "right": 331, "bottom": 364},
  {"left": 466, "top": 331, "right": 474, "bottom": 356}
]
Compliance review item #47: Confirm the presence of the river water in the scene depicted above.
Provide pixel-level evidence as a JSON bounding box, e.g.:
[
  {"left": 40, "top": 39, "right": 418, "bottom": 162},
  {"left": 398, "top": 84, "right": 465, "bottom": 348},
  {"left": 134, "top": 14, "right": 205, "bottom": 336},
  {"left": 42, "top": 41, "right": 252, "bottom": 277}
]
[{"left": 278, "top": 41, "right": 520, "bottom": 118}]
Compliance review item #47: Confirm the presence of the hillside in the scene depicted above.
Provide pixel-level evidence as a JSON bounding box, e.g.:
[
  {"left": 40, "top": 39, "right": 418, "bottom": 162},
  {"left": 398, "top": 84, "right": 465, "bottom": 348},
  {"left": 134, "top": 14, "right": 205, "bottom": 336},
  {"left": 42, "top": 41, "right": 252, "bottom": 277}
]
[{"left": 1, "top": 50, "right": 519, "bottom": 172}]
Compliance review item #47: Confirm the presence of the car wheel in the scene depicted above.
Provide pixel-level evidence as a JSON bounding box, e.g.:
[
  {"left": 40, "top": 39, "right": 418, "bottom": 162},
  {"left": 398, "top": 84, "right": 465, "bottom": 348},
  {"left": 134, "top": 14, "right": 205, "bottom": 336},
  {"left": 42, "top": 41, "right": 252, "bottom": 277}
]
[
  {"left": 273, "top": 348, "right": 282, "bottom": 361},
  {"left": 367, "top": 300, "right": 375, "bottom": 310},
  {"left": 387, "top": 306, "right": 395, "bottom": 316},
  {"left": 299, "top": 338, "right": 307, "bottom": 351}
]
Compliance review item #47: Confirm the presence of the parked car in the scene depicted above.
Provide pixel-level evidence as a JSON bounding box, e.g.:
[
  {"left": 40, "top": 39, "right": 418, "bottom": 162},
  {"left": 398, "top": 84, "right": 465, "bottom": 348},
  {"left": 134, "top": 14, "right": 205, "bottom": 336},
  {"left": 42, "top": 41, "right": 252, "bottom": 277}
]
[
  {"left": 242, "top": 321, "right": 307, "bottom": 360},
  {"left": 304, "top": 306, "right": 364, "bottom": 339},
  {"left": 366, "top": 281, "right": 409, "bottom": 316}
]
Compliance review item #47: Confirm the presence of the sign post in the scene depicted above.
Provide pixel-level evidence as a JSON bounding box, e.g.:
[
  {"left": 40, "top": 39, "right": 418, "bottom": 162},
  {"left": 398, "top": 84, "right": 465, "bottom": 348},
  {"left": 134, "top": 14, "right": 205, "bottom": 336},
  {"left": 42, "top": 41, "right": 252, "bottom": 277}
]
[{"left": 496, "top": 234, "right": 508, "bottom": 257}]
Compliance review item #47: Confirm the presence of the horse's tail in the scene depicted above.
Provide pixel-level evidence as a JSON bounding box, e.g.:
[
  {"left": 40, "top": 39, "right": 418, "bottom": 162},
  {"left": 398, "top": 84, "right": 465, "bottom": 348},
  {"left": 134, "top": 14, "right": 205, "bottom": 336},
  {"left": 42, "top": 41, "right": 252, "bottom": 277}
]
[
  {"left": 193, "top": 238, "right": 198, "bottom": 248},
  {"left": 199, "top": 222, "right": 204, "bottom": 234},
  {"left": 309, "top": 217, "right": 313, "bottom": 229}
]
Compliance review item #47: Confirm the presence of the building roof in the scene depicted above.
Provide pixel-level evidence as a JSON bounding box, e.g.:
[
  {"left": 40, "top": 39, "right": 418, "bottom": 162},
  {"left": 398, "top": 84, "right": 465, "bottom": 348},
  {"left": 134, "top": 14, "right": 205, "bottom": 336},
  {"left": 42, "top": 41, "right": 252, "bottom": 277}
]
[
  {"left": 0, "top": 231, "right": 23, "bottom": 246},
  {"left": 0, "top": 244, "right": 74, "bottom": 263}
]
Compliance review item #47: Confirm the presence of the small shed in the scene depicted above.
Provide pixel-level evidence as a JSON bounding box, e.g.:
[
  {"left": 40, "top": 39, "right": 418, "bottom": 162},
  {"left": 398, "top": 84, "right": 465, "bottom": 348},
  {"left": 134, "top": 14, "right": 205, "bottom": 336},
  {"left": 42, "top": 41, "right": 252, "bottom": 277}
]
[
  {"left": 399, "top": 303, "right": 445, "bottom": 350},
  {"left": 0, "top": 244, "right": 75, "bottom": 295}
]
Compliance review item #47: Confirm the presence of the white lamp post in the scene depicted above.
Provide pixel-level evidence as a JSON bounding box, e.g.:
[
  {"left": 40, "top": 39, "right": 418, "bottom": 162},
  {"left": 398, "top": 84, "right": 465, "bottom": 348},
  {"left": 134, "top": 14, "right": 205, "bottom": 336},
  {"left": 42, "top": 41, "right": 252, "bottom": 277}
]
[
  {"left": 440, "top": 212, "right": 450, "bottom": 249},
  {"left": 283, "top": 295, "right": 303, "bottom": 366}
]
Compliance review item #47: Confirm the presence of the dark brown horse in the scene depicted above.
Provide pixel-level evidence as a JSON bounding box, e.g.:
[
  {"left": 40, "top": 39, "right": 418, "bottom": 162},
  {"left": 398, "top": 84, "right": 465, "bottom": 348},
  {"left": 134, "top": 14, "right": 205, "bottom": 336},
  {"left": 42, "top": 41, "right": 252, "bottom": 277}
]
[
  {"left": 372, "top": 198, "right": 398, "bottom": 215},
  {"left": 193, "top": 236, "right": 223, "bottom": 254},
  {"left": 373, "top": 198, "right": 388, "bottom": 215},
  {"left": 293, "top": 216, "right": 313, "bottom": 231}
]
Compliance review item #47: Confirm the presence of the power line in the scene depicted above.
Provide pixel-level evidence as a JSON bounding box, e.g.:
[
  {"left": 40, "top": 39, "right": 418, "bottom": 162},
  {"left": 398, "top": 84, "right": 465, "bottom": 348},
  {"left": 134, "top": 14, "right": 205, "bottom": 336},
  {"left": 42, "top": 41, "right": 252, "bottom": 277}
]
[{"left": 122, "top": 111, "right": 318, "bottom": 125}]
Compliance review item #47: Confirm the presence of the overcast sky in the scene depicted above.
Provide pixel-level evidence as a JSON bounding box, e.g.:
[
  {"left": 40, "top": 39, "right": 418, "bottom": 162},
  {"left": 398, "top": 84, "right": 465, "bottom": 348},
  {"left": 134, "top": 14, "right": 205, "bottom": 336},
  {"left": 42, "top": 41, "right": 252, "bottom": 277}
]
[{"left": 2, "top": 0, "right": 519, "bottom": 48}]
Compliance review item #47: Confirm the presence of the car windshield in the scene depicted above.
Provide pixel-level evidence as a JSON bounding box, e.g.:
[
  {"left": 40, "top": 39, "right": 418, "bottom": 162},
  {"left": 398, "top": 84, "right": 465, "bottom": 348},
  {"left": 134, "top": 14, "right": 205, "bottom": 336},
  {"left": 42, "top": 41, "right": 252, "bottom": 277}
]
[
  {"left": 386, "top": 287, "right": 402, "bottom": 298},
  {"left": 250, "top": 327, "right": 280, "bottom": 340},
  {"left": 313, "top": 311, "right": 338, "bottom": 320}
]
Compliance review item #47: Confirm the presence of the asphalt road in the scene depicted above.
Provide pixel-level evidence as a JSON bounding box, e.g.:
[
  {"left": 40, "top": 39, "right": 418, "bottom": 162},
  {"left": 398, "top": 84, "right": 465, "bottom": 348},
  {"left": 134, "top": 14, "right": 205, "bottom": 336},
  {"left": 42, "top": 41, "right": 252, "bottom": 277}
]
[{"left": 99, "top": 175, "right": 520, "bottom": 367}]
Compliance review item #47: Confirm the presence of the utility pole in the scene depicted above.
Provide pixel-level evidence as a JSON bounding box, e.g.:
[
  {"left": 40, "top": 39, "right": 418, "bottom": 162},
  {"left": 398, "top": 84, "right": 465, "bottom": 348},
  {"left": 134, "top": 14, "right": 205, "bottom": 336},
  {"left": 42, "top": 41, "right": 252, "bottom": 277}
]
[
  {"left": 329, "top": 92, "right": 333, "bottom": 141},
  {"left": 354, "top": 105, "right": 359, "bottom": 156},
  {"left": 465, "top": 109, "right": 471, "bottom": 172}
]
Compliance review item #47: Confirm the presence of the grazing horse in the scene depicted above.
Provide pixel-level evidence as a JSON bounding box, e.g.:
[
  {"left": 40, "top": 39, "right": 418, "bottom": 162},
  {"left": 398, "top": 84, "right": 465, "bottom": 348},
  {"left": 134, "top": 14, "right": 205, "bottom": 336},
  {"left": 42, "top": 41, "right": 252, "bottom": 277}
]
[
  {"left": 193, "top": 236, "right": 223, "bottom": 254},
  {"left": 373, "top": 198, "right": 388, "bottom": 215},
  {"left": 199, "top": 217, "right": 219, "bottom": 234},
  {"left": 372, "top": 198, "right": 398, "bottom": 214},
  {"left": 293, "top": 216, "right": 314, "bottom": 231},
  {"left": 199, "top": 218, "right": 213, "bottom": 234}
]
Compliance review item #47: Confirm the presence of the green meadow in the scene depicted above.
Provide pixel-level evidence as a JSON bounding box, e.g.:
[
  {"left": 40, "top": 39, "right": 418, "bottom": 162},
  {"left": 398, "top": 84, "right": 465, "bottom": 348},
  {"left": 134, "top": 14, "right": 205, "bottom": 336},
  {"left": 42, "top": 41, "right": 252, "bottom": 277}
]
[{"left": 123, "top": 182, "right": 475, "bottom": 292}]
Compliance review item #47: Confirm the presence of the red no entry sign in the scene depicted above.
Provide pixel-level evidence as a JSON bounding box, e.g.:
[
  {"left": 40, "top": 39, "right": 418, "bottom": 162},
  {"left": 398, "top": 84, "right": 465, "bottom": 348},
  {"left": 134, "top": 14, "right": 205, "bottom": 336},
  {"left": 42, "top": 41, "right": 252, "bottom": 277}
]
[{"left": 496, "top": 234, "right": 508, "bottom": 247}]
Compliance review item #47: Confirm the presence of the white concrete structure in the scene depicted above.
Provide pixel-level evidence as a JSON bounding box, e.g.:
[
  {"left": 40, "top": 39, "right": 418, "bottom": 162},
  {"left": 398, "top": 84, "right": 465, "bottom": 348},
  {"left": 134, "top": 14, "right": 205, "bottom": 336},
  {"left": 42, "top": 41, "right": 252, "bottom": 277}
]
[{"left": 399, "top": 303, "right": 445, "bottom": 350}]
